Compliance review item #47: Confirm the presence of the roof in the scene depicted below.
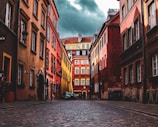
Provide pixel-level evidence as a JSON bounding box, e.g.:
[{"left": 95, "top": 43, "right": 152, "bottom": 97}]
[{"left": 62, "top": 36, "right": 92, "bottom": 44}]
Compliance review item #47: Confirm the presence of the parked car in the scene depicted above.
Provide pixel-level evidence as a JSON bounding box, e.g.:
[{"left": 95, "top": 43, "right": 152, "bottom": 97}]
[{"left": 61, "top": 91, "right": 77, "bottom": 100}]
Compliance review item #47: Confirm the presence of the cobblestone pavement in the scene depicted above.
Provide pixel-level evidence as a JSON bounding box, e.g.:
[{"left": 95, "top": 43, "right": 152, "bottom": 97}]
[{"left": 0, "top": 100, "right": 158, "bottom": 127}]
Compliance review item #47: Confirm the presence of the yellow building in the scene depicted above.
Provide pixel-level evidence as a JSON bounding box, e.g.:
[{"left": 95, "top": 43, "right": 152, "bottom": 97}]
[{"left": 60, "top": 43, "right": 72, "bottom": 96}]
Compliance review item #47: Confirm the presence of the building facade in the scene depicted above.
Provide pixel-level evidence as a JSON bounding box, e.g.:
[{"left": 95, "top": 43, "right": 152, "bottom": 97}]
[
  {"left": 46, "top": 0, "right": 61, "bottom": 100},
  {"left": 16, "top": 0, "right": 49, "bottom": 101},
  {"left": 119, "top": 0, "right": 144, "bottom": 102},
  {"left": 143, "top": 0, "right": 158, "bottom": 103},
  {"left": 0, "top": 0, "right": 18, "bottom": 102},
  {"left": 90, "top": 10, "right": 121, "bottom": 100},
  {"left": 62, "top": 35, "right": 92, "bottom": 99},
  {"left": 60, "top": 43, "right": 72, "bottom": 97}
]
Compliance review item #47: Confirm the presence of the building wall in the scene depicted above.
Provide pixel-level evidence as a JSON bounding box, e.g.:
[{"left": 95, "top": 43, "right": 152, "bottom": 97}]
[
  {"left": 143, "top": 0, "right": 158, "bottom": 103},
  {"left": 46, "top": 0, "right": 60, "bottom": 100},
  {"left": 61, "top": 44, "right": 72, "bottom": 96},
  {"left": 16, "top": 0, "right": 49, "bottom": 100},
  {"left": 0, "top": 0, "right": 18, "bottom": 102},
  {"left": 119, "top": 0, "right": 144, "bottom": 102}
]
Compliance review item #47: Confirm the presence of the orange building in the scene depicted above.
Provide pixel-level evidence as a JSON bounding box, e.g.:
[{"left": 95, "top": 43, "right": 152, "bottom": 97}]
[
  {"left": 16, "top": 0, "right": 49, "bottom": 100},
  {"left": 46, "top": 0, "right": 61, "bottom": 100}
]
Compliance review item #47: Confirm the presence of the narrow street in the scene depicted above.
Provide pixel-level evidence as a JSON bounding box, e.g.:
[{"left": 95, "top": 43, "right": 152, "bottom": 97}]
[{"left": 0, "top": 100, "right": 158, "bottom": 127}]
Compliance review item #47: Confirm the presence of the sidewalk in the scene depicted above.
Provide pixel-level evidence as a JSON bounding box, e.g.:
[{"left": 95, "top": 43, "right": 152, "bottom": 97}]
[
  {"left": 0, "top": 100, "right": 49, "bottom": 109},
  {"left": 106, "top": 101, "right": 158, "bottom": 117}
]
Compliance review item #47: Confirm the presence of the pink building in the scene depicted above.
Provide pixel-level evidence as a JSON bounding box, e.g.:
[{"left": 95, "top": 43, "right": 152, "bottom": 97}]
[{"left": 46, "top": 0, "right": 61, "bottom": 100}]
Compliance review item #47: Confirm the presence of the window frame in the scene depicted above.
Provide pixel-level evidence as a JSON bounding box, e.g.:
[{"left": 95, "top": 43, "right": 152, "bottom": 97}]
[{"left": 5, "top": 2, "right": 12, "bottom": 28}]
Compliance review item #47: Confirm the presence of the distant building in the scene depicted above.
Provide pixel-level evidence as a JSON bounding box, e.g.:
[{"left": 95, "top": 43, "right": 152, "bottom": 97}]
[{"left": 62, "top": 35, "right": 92, "bottom": 99}]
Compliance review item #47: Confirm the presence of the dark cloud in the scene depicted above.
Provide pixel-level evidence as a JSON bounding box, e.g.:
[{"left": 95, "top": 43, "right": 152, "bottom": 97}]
[{"left": 54, "top": 0, "right": 106, "bottom": 38}]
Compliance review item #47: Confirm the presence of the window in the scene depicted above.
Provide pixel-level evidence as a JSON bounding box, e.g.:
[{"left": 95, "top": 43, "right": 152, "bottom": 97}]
[
  {"left": 18, "top": 64, "right": 24, "bottom": 85},
  {"left": 46, "top": 49, "right": 49, "bottom": 70},
  {"left": 136, "top": 62, "right": 141, "bottom": 82},
  {"left": 81, "top": 60, "right": 85, "bottom": 65},
  {"left": 148, "top": 1, "right": 156, "bottom": 29},
  {"left": 75, "top": 79, "right": 79, "bottom": 86},
  {"left": 82, "top": 50, "right": 86, "bottom": 55},
  {"left": 81, "top": 67, "right": 85, "bottom": 74},
  {"left": 76, "top": 51, "right": 80, "bottom": 55},
  {"left": 134, "top": 19, "right": 140, "bottom": 41},
  {"left": 33, "top": 0, "right": 38, "bottom": 17},
  {"left": 75, "top": 67, "right": 79, "bottom": 74},
  {"left": 127, "top": 0, "right": 133, "bottom": 11},
  {"left": 75, "top": 60, "right": 79, "bottom": 65},
  {"left": 86, "top": 79, "right": 90, "bottom": 86},
  {"left": 5, "top": 2, "right": 12, "bottom": 28},
  {"left": 47, "top": 26, "right": 50, "bottom": 41},
  {"left": 20, "top": 20, "right": 27, "bottom": 44},
  {"left": 123, "top": 33, "right": 127, "bottom": 51},
  {"left": 124, "top": 68, "right": 128, "bottom": 85},
  {"left": 86, "top": 68, "right": 90, "bottom": 74},
  {"left": 52, "top": 33, "right": 56, "bottom": 49},
  {"left": 128, "top": 27, "right": 132, "bottom": 46},
  {"left": 51, "top": 54, "right": 56, "bottom": 74},
  {"left": 122, "top": 5, "right": 126, "bottom": 19},
  {"left": 47, "top": 5, "right": 50, "bottom": 15},
  {"left": 81, "top": 79, "right": 85, "bottom": 86},
  {"left": 129, "top": 65, "right": 134, "bottom": 84},
  {"left": 82, "top": 44, "right": 85, "bottom": 49},
  {"left": 86, "top": 44, "right": 89, "bottom": 49},
  {"left": 31, "top": 31, "right": 36, "bottom": 52},
  {"left": 41, "top": 11, "right": 45, "bottom": 27},
  {"left": 30, "top": 69, "right": 34, "bottom": 87},
  {"left": 152, "top": 53, "right": 158, "bottom": 77},
  {"left": 40, "top": 39, "right": 44, "bottom": 58}
]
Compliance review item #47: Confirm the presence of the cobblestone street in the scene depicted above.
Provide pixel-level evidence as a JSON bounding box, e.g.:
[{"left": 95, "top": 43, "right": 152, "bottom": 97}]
[{"left": 0, "top": 100, "right": 158, "bottom": 127}]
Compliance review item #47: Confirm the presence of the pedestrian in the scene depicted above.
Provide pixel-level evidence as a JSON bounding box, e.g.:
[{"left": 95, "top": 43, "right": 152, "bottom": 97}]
[{"left": 52, "top": 93, "right": 55, "bottom": 100}]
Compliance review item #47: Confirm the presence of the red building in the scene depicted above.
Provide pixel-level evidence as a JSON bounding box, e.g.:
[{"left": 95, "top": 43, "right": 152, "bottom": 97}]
[
  {"left": 62, "top": 35, "right": 92, "bottom": 99},
  {"left": 118, "top": 0, "right": 145, "bottom": 102},
  {"left": 143, "top": 0, "right": 158, "bottom": 103},
  {"left": 90, "top": 9, "right": 121, "bottom": 100}
]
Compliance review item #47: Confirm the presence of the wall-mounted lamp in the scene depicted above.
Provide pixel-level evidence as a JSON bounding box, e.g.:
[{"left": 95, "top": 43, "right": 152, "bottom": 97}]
[
  {"left": 0, "top": 36, "right": 5, "bottom": 41},
  {"left": 22, "top": 31, "right": 28, "bottom": 41}
]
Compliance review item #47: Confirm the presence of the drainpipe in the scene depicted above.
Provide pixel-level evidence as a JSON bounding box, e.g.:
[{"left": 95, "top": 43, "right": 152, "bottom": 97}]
[
  {"left": 14, "top": 0, "right": 21, "bottom": 101},
  {"left": 141, "top": 0, "right": 147, "bottom": 104}
]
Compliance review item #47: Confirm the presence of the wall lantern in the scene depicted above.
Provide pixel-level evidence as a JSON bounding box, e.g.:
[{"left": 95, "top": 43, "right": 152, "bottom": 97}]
[
  {"left": 22, "top": 31, "right": 28, "bottom": 41},
  {"left": 0, "top": 36, "right": 5, "bottom": 41}
]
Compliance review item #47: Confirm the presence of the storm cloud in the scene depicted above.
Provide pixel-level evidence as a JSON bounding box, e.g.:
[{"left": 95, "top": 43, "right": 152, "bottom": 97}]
[{"left": 54, "top": 0, "right": 106, "bottom": 38}]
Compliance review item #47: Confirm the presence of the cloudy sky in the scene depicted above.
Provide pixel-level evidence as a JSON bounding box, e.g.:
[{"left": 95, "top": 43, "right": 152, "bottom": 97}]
[{"left": 54, "top": 0, "right": 119, "bottom": 38}]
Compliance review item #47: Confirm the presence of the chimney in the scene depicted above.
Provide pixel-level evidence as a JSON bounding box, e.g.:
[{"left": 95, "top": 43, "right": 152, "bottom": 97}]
[
  {"left": 107, "top": 9, "right": 118, "bottom": 19},
  {"left": 78, "top": 34, "right": 82, "bottom": 42}
]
